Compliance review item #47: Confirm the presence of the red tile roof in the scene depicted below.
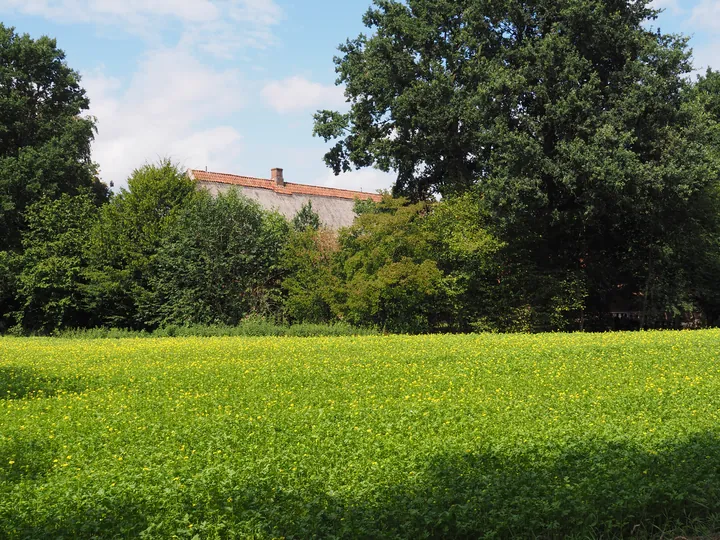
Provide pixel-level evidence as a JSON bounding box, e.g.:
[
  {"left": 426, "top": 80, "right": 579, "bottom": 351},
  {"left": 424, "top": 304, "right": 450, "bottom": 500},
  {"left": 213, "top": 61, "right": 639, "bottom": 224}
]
[{"left": 190, "top": 170, "right": 383, "bottom": 202}]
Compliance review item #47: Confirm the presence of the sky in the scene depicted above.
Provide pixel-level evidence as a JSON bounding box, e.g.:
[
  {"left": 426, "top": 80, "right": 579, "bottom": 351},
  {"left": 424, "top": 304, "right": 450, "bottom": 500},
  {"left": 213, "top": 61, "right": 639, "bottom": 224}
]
[{"left": 0, "top": 0, "right": 717, "bottom": 193}]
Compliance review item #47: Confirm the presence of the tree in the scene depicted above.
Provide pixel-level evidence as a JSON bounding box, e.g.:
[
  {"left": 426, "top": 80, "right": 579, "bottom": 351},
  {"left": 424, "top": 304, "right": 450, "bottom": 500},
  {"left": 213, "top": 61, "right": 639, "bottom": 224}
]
[
  {"left": 86, "top": 160, "right": 196, "bottom": 328},
  {"left": 314, "top": 0, "right": 720, "bottom": 321},
  {"left": 16, "top": 193, "right": 98, "bottom": 333},
  {"left": 334, "top": 197, "right": 448, "bottom": 333},
  {"left": 424, "top": 193, "right": 507, "bottom": 331},
  {"left": 0, "top": 251, "right": 19, "bottom": 333},
  {"left": 281, "top": 227, "right": 340, "bottom": 324},
  {"left": 680, "top": 70, "right": 720, "bottom": 326},
  {"left": 292, "top": 201, "right": 322, "bottom": 231},
  {"left": 0, "top": 24, "right": 107, "bottom": 252},
  {"left": 147, "top": 190, "right": 289, "bottom": 327}
]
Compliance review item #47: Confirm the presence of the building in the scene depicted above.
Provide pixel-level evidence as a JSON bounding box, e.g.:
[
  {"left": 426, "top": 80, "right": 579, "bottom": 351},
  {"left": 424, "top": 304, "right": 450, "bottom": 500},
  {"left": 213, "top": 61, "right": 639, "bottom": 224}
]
[{"left": 189, "top": 168, "right": 383, "bottom": 230}]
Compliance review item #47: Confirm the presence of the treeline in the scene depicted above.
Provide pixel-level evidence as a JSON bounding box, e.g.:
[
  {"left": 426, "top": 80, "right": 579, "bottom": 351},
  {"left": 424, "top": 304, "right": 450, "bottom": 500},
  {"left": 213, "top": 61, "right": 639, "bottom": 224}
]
[
  {"left": 2, "top": 158, "right": 720, "bottom": 335},
  {"left": 0, "top": 161, "right": 516, "bottom": 334},
  {"left": 4, "top": 1, "right": 720, "bottom": 336}
]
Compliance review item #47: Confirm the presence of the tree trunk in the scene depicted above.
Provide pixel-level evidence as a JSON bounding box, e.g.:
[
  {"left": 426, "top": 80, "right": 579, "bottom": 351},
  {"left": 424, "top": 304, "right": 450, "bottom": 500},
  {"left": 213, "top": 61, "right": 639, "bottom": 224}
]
[{"left": 641, "top": 253, "right": 654, "bottom": 330}]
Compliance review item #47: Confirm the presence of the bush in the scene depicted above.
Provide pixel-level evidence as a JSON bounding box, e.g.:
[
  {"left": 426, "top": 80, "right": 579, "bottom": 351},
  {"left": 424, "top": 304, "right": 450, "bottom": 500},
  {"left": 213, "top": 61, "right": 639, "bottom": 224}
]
[
  {"left": 146, "top": 189, "right": 289, "bottom": 328},
  {"left": 15, "top": 193, "right": 100, "bottom": 333}
]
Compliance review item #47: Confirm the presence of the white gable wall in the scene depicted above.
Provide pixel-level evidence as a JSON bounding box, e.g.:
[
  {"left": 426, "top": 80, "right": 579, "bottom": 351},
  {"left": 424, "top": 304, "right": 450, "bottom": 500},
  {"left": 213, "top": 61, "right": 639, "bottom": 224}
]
[{"left": 197, "top": 181, "right": 359, "bottom": 230}]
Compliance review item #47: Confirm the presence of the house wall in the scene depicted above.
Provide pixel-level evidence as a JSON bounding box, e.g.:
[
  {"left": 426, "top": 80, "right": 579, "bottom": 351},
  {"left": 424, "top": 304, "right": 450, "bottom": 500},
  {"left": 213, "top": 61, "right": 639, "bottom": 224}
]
[{"left": 197, "top": 181, "right": 359, "bottom": 230}]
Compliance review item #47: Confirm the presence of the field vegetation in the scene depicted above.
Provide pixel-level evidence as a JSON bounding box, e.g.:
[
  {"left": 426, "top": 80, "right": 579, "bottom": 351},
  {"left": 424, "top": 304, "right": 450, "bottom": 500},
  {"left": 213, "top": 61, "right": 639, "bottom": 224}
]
[{"left": 2, "top": 331, "right": 720, "bottom": 538}]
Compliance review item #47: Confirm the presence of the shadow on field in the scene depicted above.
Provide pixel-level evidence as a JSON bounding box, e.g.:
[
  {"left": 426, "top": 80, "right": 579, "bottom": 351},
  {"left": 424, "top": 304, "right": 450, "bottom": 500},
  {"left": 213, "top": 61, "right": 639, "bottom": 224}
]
[
  {"left": 256, "top": 433, "right": 720, "bottom": 538},
  {"left": 1, "top": 497, "right": 152, "bottom": 539},
  {"left": 3, "top": 434, "right": 720, "bottom": 538},
  {"left": 0, "top": 437, "right": 59, "bottom": 484},
  {"left": 0, "top": 366, "right": 93, "bottom": 400}
]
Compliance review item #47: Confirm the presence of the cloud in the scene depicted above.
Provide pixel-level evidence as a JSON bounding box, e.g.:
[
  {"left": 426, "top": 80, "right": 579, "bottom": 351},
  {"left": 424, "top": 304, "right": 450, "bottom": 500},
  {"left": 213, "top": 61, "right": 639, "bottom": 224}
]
[
  {"left": 690, "top": 0, "right": 720, "bottom": 30},
  {"left": 691, "top": 41, "right": 720, "bottom": 72},
  {"left": 262, "top": 76, "right": 346, "bottom": 114},
  {"left": 84, "top": 47, "right": 246, "bottom": 188},
  {"left": 316, "top": 168, "right": 396, "bottom": 195},
  {"left": 1, "top": 0, "right": 283, "bottom": 56},
  {"left": 651, "top": 0, "right": 685, "bottom": 15}
]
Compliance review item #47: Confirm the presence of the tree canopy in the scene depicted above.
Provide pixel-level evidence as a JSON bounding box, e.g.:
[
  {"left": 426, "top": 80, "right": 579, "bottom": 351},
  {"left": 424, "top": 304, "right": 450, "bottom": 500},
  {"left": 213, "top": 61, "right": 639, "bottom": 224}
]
[
  {"left": 148, "top": 189, "right": 289, "bottom": 327},
  {"left": 16, "top": 192, "right": 99, "bottom": 333},
  {"left": 314, "top": 0, "right": 720, "bottom": 320},
  {"left": 86, "top": 161, "right": 197, "bottom": 328},
  {"left": 0, "top": 24, "right": 107, "bottom": 252}
]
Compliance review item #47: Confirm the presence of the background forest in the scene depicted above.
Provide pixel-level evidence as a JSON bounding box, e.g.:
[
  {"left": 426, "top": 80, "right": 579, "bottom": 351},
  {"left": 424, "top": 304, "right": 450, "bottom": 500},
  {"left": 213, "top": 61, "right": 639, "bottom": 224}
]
[{"left": 3, "top": 0, "right": 720, "bottom": 335}]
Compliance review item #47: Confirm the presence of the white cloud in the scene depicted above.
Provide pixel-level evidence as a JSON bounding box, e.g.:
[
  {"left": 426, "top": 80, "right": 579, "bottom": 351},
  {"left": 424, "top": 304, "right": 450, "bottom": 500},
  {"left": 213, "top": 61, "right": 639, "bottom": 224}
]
[
  {"left": 691, "top": 41, "right": 720, "bottom": 72},
  {"left": 262, "top": 76, "right": 346, "bottom": 114},
  {"left": 316, "top": 168, "right": 395, "bottom": 195},
  {"left": 84, "top": 47, "right": 246, "bottom": 188},
  {"left": 652, "top": 0, "right": 685, "bottom": 15},
  {"left": 690, "top": 0, "right": 720, "bottom": 29},
  {"left": 1, "top": 0, "right": 283, "bottom": 56}
]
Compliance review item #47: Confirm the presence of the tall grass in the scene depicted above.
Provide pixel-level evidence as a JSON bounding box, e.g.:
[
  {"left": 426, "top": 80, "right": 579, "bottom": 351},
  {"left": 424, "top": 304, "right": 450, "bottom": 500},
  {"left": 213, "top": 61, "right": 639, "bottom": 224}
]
[{"left": 52, "top": 321, "right": 378, "bottom": 339}]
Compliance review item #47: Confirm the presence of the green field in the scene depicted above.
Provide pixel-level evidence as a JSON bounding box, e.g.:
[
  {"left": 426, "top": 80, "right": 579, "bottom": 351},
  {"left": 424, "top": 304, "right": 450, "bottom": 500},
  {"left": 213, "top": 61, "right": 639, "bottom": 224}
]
[{"left": 1, "top": 332, "right": 720, "bottom": 538}]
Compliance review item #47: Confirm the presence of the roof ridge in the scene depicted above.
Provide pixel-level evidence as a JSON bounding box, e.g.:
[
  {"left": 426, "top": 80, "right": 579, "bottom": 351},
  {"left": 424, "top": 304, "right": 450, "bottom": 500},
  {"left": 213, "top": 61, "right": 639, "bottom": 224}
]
[
  {"left": 283, "top": 180, "right": 376, "bottom": 196},
  {"left": 191, "top": 170, "right": 270, "bottom": 183},
  {"left": 191, "top": 169, "right": 383, "bottom": 201}
]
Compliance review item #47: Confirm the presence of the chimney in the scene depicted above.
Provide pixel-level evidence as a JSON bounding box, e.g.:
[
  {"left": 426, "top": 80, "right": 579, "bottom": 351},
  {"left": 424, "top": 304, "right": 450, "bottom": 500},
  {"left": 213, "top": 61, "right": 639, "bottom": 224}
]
[{"left": 271, "top": 168, "right": 284, "bottom": 187}]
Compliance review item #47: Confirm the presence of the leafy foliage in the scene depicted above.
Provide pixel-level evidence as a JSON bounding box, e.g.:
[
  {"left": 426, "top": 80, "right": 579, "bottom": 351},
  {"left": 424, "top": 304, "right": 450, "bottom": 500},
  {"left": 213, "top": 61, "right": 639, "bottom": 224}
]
[
  {"left": 2, "top": 331, "right": 720, "bottom": 537},
  {"left": 15, "top": 193, "right": 99, "bottom": 333},
  {"left": 0, "top": 24, "right": 107, "bottom": 252},
  {"left": 336, "top": 197, "right": 447, "bottom": 333},
  {"left": 281, "top": 227, "right": 340, "bottom": 324},
  {"left": 0, "top": 251, "right": 19, "bottom": 333},
  {"left": 281, "top": 195, "right": 506, "bottom": 333},
  {"left": 314, "top": 0, "right": 720, "bottom": 323},
  {"left": 53, "top": 321, "right": 378, "bottom": 339},
  {"left": 147, "top": 189, "right": 289, "bottom": 327},
  {"left": 291, "top": 201, "right": 321, "bottom": 231},
  {"left": 86, "top": 160, "right": 197, "bottom": 329}
]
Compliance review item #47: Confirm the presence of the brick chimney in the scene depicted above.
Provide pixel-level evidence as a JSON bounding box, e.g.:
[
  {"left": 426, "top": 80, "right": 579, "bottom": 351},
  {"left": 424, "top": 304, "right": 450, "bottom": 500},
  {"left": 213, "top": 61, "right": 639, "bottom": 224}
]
[{"left": 271, "top": 168, "right": 284, "bottom": 187}]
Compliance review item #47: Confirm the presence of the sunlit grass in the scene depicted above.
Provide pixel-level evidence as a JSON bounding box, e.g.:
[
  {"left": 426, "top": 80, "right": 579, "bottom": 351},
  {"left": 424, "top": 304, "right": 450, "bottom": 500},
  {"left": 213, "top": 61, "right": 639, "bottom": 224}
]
[{"left": 1, "top": 331, "right": 719, "bottom": 538}]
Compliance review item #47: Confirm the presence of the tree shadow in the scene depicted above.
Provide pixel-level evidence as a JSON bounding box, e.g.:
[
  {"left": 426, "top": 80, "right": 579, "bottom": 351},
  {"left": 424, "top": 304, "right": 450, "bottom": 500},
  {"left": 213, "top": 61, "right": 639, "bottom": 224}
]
[
  {"left": 0, "top": 437, "right": 153, "bottom": 538},
  {"left": 2, "top": 497, "right": 152, "bottom": 539},
  {"left": 0, "top": 366, "right": 94, "bottom": 400},
  {"left": 0, "top": 436, "right": 59, "bottom": 484},
  {"left": 253, "top": 432, "right": 720, "bottom": 538},
  {"left": 2, "top": 434, "right": 719, "bottom": 538}
]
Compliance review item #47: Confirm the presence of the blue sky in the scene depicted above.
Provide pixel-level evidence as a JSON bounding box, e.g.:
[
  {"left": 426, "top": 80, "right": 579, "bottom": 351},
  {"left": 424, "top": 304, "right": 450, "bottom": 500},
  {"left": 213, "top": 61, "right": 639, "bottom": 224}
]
[{"left": 0, "top": 0, "right": 717, "bottom": 192}]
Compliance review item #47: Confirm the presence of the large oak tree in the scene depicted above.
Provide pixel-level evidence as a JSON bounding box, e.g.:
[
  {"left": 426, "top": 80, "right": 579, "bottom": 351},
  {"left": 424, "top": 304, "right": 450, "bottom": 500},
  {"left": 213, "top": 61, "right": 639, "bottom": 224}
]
[{"left": 314, "top": 0, "right": 720, "bottom": 321}]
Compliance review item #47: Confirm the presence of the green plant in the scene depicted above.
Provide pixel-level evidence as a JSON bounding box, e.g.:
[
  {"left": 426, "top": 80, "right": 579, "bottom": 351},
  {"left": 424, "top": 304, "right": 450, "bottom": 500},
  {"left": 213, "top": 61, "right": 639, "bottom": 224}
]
[{"left": 2, "top": 331, "right": 720, "bottom": 537}]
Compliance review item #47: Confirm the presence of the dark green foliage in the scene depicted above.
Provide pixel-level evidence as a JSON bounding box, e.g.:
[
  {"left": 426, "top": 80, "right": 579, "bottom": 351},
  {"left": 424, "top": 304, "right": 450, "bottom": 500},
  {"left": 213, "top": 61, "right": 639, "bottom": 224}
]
[
  {"left": 0, "top": 251, "right": 19, "bottom": 333},
  {"left": 0, "top": 24, "right": 107, "bottom": 253},
  {"left": 688, "top": 70, "right": 720, "bottom": 326},
  {"left": 281, "top": 228, "right": 340, "bottom": 324},
  {"left": 147, "top": 189, "right": 289, "bottom": 327},
  {"left": 696, "top": 69, "right": 720, "bottom": 120},
  {"left": 292, "top": 200, "right": 321, "bottom": 231},
  {"left": 86, "top": 160, "right": 197, "bottom": 328},
  {"left": 314, "top": 0, "right": 720, "bottom": 325},
  {"left": 16, "top": 193, "right": 99, "bottom": 333}
]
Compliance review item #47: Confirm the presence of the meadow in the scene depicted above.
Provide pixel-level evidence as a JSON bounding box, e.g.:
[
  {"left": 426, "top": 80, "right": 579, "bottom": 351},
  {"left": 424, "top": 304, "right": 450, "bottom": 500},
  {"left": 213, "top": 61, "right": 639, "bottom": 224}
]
[{"left": 1, "top": 331, "right": 720, "bottom": 538}]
